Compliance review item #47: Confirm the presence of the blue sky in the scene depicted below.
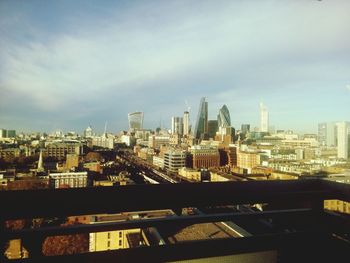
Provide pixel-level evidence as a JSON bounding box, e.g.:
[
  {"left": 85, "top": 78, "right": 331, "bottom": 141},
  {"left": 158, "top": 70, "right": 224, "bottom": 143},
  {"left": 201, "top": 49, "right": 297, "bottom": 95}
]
[{"left": 0, "top": 0, "right": 349, "bottom": 134}]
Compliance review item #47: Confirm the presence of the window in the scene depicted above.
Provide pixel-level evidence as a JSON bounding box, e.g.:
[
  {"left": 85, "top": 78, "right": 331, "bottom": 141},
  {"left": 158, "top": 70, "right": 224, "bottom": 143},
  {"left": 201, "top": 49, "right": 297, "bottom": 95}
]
[
  {"left": 119, "top": 232, "right": 122, "bottom": 238},
  {"left": 119, "top": 240, "right": 122, "bottom": 246},
  {"left": 107, "top": 232, "right": 110, "bottom": 239},
  {"left": 107, "top": 241, "right": 110, "bottom": 247}
]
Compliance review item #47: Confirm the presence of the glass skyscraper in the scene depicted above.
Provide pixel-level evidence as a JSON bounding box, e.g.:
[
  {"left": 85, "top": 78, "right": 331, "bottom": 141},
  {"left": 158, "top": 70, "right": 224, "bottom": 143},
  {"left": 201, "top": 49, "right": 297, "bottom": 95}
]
[
  {"left": 217, "top": 105, "right": 231, "bottom": 128},
  {"left": 128, "top": 112, "right": 144, "bottom": 130},
  {"left": 194, "top": 97, "right": 208, "bottom": 139}
]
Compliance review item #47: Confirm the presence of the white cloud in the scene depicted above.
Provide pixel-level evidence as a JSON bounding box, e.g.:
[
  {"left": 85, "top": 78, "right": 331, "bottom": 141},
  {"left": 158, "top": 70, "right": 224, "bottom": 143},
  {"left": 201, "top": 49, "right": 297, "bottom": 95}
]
[{"left": 1, "top": 0, "right": 350, "bottom": 131}]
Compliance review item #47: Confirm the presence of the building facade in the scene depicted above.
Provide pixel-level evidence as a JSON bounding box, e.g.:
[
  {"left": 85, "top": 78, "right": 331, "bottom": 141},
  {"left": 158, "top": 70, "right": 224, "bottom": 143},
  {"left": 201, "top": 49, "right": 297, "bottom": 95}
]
[
  {"left": 260, "top": 102, "right": 269, "bottom": 133},
  {"left": 49, "top": 172, "right": 88, "bottom": 188},
  {"left": 318, "top": 122, "right": 336, "bottom": 147},
  {"left": 217, "top": 105, "right": 231, "bottom": 128},
  {"left": 164, "top": 150, "right": 186, "bottom": 173},
  {"left": 128, "top": 112, "right": 144, "bottom": 130},
  {"left": 171, "top": 117, "right": 183, "bottom": 135},
  {"left": 44, "top": 142, "right": 82, "bottom": 160},
  {"left": 194, "top": 97, "right": 208, "bottom": 140},
  {"left": 183, "top": 111, "right": 190, "bottom": 136},
  {"left": 190, "top": 145, "right": 220, "bottom": 169},
  {"left": 336, "top": 121, "right": 349, "bottom": 159}
]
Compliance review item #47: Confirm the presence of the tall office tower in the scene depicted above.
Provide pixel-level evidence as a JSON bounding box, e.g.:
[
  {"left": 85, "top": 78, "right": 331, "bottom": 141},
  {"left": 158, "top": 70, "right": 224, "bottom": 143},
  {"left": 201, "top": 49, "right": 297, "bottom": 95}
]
[
  {"left": 241, "top": 124, "right": 250, "bottom": 134},
  {"left": 128, "top": 112, "right": 144, "bottom": 130},
  {"left": 208, "top": 120, "right": 218, "bottom": 138},
  {"left": 336, "top": 122, "right": 349, "bottom": 159},
  {"left": 217, "top": 105, "right": 231, "bottom": 128},
  {"left": 318, "top": 122, "right": 336, "bottom": 147},
  {"left": 194, "top": 97, "right": 208, "bottom": 139},
  {"left": 171, "top": 117, "right": 183, "bottom": 135},
  {"left": 260, "top": 102, "right": 269, "bottom": 133},
  {"left": 0, "top": 129, "right": 6, "bottom": 138},
  {"left": 183, "top": 111, "right": 190, "bottom": 136}
]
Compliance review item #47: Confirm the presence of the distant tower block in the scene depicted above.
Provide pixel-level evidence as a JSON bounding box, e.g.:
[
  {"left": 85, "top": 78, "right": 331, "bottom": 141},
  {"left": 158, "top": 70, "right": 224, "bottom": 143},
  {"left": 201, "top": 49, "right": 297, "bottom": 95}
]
[
  {"left": 260, "top": 102, "right": 269, "bottom": 133},
  {"left": 183, "top": 111, "right": 190, "bottom": 136},
  {"left": 128, "top": 112, "right": 144, "bottom": 131}
]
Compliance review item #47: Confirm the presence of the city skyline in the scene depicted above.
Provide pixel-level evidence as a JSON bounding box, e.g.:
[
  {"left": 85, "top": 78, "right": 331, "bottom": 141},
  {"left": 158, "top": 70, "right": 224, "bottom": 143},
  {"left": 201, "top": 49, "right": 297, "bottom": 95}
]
[{"left": 1, "top": 0, "right": 350, "bottom": 133}]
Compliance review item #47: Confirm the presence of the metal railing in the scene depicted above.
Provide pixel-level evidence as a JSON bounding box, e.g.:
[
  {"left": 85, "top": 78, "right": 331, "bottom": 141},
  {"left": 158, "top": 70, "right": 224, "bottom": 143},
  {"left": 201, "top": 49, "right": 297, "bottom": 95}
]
[{"left": 1, "top": 179, "right": 349, "bottom": 262}]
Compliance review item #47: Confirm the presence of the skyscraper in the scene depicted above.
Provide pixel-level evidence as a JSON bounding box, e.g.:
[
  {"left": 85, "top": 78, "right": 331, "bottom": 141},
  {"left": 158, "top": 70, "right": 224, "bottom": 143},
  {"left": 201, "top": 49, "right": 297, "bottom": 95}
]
[
  {"left": 128, "top": 112, "right": 144, "bottom": 130},
  {"left": 194, "top": 97, "right": 208, "bottom": 139},
  {"left": 208, "top": 120, "right": 218, "bottom": 138},
  {"left": 260, "top": 102, "right": 269, "bottom": 133},
  {"left": 241, "top": 124, "right": 250, "bottom": 134},
  {"left": 171, "top": 117, "right": 183, "bottom": 135},
  {"left": 318, "top": 122, "right": 337, "bottom": 147},
  {"left": 336, "top": 121, "right": 349, "bottom": 159},
  {"left": 183, "top": 111, "right": 190, "bottom": 136},
  {"left": 217, "top": 105, "right": 231, "bottom": 128}
]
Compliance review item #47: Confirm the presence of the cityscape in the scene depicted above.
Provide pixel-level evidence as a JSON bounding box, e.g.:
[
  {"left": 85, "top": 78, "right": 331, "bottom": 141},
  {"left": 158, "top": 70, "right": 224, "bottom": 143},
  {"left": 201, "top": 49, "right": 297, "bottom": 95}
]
[{"left": 1, "top": 0, "right": 350, "bottom": 262}]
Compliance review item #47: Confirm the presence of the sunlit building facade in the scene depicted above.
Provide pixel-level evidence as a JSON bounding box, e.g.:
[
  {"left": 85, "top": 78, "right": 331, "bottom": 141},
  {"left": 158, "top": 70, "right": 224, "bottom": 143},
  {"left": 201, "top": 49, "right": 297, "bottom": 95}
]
[
  {"left": 171, "top": 117, "right": 183, "bottom": 135},
  {"left": 183, "top": 111, "right": 190, "bottom": 136},
  {"left": 336, "top": 121, "right": 349, "bottom": 159}
]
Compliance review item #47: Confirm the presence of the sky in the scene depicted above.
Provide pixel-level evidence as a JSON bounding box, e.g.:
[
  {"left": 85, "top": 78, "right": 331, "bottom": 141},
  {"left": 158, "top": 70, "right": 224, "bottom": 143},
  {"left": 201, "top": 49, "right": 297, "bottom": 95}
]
[{"left": 0, "top": 0, "right": 349, "bottom": 134}]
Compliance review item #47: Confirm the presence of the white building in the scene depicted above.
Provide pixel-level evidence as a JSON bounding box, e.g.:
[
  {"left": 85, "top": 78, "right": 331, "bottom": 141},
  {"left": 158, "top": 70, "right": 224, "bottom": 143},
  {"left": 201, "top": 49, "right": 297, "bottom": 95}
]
[
  {"left": 171, "top": 117, "right": 183, "bottom": 135},
  {"left": 183, "top": 111, "right": 190, "bottom": 136},
  {"left": 164, "top": 150, "right": 186, "bottom": 173},
  {"left": 336, "top": 121, "right": 349, "bottom": 159},
  {"left": 153, "top": 156, "right": 164, "bottom": 169},
  {"left": 49, "top": 172, "right": 88, "bottom": 188},
  {"left": 260, "top": 102, "right": 269, "bottom": 133},
  {"left": 92, "top": 135, "right": 114, "bottom": 149}
]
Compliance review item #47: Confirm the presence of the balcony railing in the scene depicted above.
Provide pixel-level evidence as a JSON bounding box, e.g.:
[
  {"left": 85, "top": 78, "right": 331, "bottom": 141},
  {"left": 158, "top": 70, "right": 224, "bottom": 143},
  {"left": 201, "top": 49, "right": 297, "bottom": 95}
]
[{"left": 1, "top": 179, "right": 350, "bottom": 262}]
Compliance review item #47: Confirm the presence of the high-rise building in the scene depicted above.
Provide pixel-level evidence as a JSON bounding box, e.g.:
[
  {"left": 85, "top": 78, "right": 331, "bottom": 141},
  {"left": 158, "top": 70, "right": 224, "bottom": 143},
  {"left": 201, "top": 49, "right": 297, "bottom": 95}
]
[
  {"left": 241, "top": 124, "right": 250, "bottom": 134},
  {"left": 7, "top": 130, "right": 16, "bottom": 138},
  {"left": 260, "top": 102, "right": 269, "bottom": 133},
  {"left": 0, "top": 129, "right": 6, "bottom": 138},
  {"left": 318, "top": 122, "right": 337, "bottom": 147},
  {"left": 208, "top": 120, "right": 218, "bottom": 138},
  {"left": 336, "top": 122, "right": 349, "bottom": 159},
  {"left": 183, "top": 111, "right": 190, "bottom": 136},
  {"left": 128, "top": 112, "right": 144, "bottom": 130},
  {"left": 171, "top": 117, "right": 183, "bottom": 135},
  {"left": 194, "top": 97, "right": 208, "bottom": 139},
  {"left": 217, "top": 105, "right": 231, "bottom": 128}
]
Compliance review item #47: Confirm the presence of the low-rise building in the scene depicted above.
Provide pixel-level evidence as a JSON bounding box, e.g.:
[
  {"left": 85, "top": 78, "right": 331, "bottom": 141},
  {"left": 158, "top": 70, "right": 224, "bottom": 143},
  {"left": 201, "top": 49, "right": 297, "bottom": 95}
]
[
  {"left": 237, "top": 151, "right": 260, "bottom": 174},
  {"left": 49, "top": 171, "right": 88, "bottom": 188},
  {"left": 190, "top": 145, "right": 220, "bottom": 169},
  {"left": 153, "top": 156, "right": 164, "bottom": 169}
]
